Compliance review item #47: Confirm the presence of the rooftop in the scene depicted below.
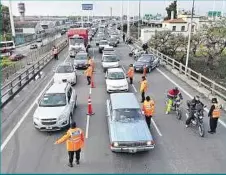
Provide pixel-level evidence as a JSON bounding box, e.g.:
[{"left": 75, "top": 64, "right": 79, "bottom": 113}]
[
  {"left": 163, "top": 18, "right": 187, "bottom": 24},
  {"left": 15, "top": 22, "right": 38, "bottom": 28},
  {"left": 46, "top": 83, "right": 68, "bottom": 94}
]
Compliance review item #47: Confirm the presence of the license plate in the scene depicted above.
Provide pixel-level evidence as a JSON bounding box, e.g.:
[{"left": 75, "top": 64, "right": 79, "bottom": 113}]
[
  {"left": 136, "top": 68, "right": 140, "bottom": 71},
  {"left": 46, "top": 126, "right": 52, "bottom": 130},
  {"left": 129, "top": 148, "right": 137, "bottom": 153}
]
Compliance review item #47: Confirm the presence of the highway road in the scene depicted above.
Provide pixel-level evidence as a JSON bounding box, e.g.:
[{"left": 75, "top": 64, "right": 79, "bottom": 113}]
[{"left": 1, "top": 40, "right": 226, "bottom": 173}]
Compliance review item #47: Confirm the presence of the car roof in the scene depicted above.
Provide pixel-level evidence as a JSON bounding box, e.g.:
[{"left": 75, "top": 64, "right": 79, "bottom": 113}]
[
  {"left": 107, "top": 67, "right": 124, "bottom": 73},
  {"left": 46, "top": 83, "right": 68, "bottom": 94},
  {"left": 110, "top": 93, "right": 140, "bottom": 110},
  {"left": 100, "top": 40, "right": 108, "bottom": 42},
  {"left": 76, "top": 52, "right": 87, "bottom": 56},
  {"left": 57, "top": 62, "right": 73, "bottom": 67}
]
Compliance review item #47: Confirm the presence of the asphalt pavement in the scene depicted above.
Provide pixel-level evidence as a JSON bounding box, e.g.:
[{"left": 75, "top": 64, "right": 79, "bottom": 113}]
[{"left": 1, "top": 40, "right": 226, "bottom": 173}]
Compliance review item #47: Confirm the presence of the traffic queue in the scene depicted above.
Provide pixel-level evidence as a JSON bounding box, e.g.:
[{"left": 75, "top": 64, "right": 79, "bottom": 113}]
[{"left": 33, "top": 20, "right": 222, "bottom": 167}]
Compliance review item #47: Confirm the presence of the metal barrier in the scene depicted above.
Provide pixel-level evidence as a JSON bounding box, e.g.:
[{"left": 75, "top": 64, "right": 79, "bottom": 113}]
[
  {"left": 1, "top": 39, "right": 68, "bottom": 108},
  {"left": 130, "top": 37, "right": 226, "bottom": 102},
  {"left": 2, "top": 34, "right": 65, "bottom": 84}
]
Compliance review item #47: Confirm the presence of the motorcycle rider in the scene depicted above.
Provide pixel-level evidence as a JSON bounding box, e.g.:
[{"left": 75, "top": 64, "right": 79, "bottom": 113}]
[
  {"left": 166, "top": 87, "right": 183, "bottom": 114},
  {"left": 185, "top": 95, "right": 204, "bottom": 127}
]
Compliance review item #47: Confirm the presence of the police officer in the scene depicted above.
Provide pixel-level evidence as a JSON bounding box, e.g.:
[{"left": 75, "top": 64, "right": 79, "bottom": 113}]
[
  {"left": 123, "top": 33, "right": 125, "bottom": 42},
  {"left": 84, "top": 64, "right": 93, "bottom": 85},
  {"left": 140, "top": 76, "right": 148, "bottom": 103},
  {"left": 142, "top": 96, "right": 155, "bottom": 129},
  {"left": 55, "top": 122, "right": 84, "bottom": 167},
  {"left": 127, "top": 64, "right": 134, "bottom": 84},
  {"left": 208, "top": 98, "right": 222, "bottom": 134}
]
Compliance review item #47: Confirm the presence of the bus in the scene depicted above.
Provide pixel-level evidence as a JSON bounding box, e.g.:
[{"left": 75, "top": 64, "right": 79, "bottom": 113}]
[{"left": 0, "top": 41, "right": 15, "bottom": 55}]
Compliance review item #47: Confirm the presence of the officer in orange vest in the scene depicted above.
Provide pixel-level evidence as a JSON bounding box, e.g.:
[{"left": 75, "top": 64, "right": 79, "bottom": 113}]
[
  {"left": 84, "top": 64, "right": 93, "bottom": 85},
  {"left": 127, "top": 64, "right": 134, "bottom": 84},
  {"left": 140, "top": 76, "right": 148, "bottom": 103},
  {"left": 55, "top": 122, "right": 84, "bottom": 167},
  {"left": 87, "top": 56, "right": 94, "bottom": 72},
  {"left": 208, "top": 98, "right": 222, "bottom": 134},
  {"left": 142, "top": 96, "right": 155, "bottom": 129}
]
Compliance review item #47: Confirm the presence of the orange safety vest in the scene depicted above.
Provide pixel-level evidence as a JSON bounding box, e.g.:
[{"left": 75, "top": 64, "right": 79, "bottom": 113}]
[
  {"left": 142, "top": 100, "right": 155, "bottom": 116},
  {"left": 140, "top": 80, "right": 148, "bottom": 92},
  {"left": 85, "top": 66, "right": 93, "bottom": 77},
  {"left": 212, "top": 103, "right": 221, "bottom": 118},
  {"left": 55, "top": 128, "right": 84, "bottom": 151},
  {"left": 127, "top": 67, "right": 134, "bottom": 78}
]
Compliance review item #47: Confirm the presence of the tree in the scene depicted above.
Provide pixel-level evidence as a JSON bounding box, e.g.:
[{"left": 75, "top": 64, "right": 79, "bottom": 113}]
[
  {"left": 165, "top": 0, "right": 177, "bottom": 20},
  {"left": 0, "top": 4, "right": 11, "bottom": 35}
]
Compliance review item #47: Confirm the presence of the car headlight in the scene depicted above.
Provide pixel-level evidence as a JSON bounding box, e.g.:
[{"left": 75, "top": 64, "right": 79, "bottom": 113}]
[
  {"left": 113, "top": 142, "right": 119, "bottom": 147},
  {"left": 59, "top": 114, "right": 67, "bottom": 121},
  {"left": 147, "top": 140, "right": 154, "bottom": 146},
  {"left": 33, "top": 116, "right": 40, "bottom": 121}
]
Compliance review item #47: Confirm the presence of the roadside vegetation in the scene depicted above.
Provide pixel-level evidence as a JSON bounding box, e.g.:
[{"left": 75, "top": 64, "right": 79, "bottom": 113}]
[{"left": 0, "top": 57, "right": 14, "bottom": 68}]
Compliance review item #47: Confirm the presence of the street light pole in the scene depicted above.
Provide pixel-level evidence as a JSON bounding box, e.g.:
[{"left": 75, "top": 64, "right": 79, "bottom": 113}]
[
  {"left": 138, "top": 0, "right": 141, "bottom": 40},
  {"left": 9, "top": 0, "right": 16, "bottom": 40},
  {"left": 121, "top": 0, "right": 124, "bottom": 34},
  {"left": 127, "top": 0, "right": 130, "bottom": 37},
  {"left": 185, "top": 0, "right": 195, "bottom": 75}
]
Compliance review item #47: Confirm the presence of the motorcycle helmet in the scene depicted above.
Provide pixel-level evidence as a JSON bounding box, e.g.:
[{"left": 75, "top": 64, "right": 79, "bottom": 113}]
[
  {"left": 194, "top": 95, "right": 200, "bottom": 102},
  {"left": 174, "top": 87, "right": 178, "bottom": 91},
  {"left": 212, "top": 98, "right": 217, "bottom": 103}
]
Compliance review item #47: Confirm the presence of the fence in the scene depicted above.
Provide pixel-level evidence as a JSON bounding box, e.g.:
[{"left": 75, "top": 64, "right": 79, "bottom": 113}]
[
  {"left": 2, "top": 34, "right": 66, "bottom": 84},
  {"left": 131, "top": 37, "right": 226, "bottom": 103},
  {"left": 1, "top": 38, "right": 68, "bottom": 108}
]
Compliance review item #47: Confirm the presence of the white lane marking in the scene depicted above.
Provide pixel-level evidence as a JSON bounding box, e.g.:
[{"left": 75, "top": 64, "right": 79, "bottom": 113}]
[
  {"left": 85, "top": 115, "right": 90, "bottom": 138},
  {"left": 157, "top": 68, "right": 226, "bottom": 129},
  {"left": 92, "top": 47, "right": 95, "bottom": 60},
  {"left": 89, "top": 87, "right": 92, "bottom": 95},
  {"left": 1, "top": 54, "right": 70, "bottom": 152},
  {"left": 151, "top": 118, "right": 163, "bottom": 136},
  {"left": 132, "top": 84, "right": 137, "bottom": 93},
  {"left": 132, "top": 82, "right": 163, "bottom": 137},
  {"left": 122, "top": 65, "right": 126, "bottom": 72}
]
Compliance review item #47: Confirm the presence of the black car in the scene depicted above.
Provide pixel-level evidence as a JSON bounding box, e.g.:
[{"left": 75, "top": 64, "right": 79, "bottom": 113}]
[
  {"left": 133, "top": 54, "right": 160, "bottom": 73},
  {"left": 108, "top": 38, "right": 118, "bottom": 47},
  {"left": 74, "top": 52, "right": 89, "bottom": 69}
]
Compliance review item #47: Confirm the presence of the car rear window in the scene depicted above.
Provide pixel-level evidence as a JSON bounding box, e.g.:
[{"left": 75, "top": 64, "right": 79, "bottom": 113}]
[
  {"left": 103, "top": 55, "right": 118, "bottom": 62},
  {"left": 56, "top": 65, "right": 74, "bottom": 73},
  {"left": 112, "top": 109, "right": 143, "bottom": 121},
  {"left": 39, "top": 93, "right": 66, "bottom": 107}
]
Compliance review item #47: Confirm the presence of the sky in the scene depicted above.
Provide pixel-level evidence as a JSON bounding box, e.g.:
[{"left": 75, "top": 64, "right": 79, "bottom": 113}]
[{"left": 2, "top": 0, "right": 226, "bottom": 17}]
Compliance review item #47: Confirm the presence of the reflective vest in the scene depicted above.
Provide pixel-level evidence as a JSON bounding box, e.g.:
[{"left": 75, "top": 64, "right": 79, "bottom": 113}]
[
  {"left": 212, "top": 103, "right": 221, "bottom": 118},
  {"left": 88, "top": 59, "right": 93, "bottom": 66},
  {"left": 143, "top": 100, "right": 155, "bottom": 116},
  {"left": 140, "top": 80, "right": 148, "bottom": 92},
  {"left": 127, "top": 67, "right": 134, "bottom": 78},
  {"left": 66, "top": 128, "right": 84, "bottom": 151},
  {"left": 85, "top": 66, "right": 93, "bottom": 77}
]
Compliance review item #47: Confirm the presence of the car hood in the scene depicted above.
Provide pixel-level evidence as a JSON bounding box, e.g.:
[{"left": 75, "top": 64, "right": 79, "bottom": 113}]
[
  {"left": 54, "top": 73, "right": 75, "bottom": 81},
  {"left": 102, "top": 61, "right": 119, "bottom": 67},
  {"left": 34, "top": 106, "right": 66, "bottom": 119},
  {"left": 106, "top": 79, "right": 127, "bottom": 86},
  {"left": 110, "top": 120, "right": 153, "bottom": 142},
  {"left": 134, "top": 61, "right": 148, "bottom": 67},
  {"left": 74, "top": 60, "right": 87, "bottom": 64}
]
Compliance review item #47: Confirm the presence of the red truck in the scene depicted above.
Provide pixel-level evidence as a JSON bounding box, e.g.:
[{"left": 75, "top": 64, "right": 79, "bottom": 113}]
[{"left": 67, "top": 28, "right": 89, "bottom": 48}]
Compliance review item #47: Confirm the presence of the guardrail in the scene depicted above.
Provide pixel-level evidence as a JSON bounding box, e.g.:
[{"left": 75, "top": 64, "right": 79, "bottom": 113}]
[
  {"left": 130, "top": 37, "right": 226, "bottom": 103},
  {"left": 1, "top": 39, "right": 68, "bottom": 108},
  {"left": 2, "top": 34, "right": 65, "bottom": 84}
]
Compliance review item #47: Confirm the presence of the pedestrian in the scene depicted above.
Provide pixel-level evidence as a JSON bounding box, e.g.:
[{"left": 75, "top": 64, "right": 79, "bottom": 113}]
[
  {"left": 142, "top": 43, "right": 148, "bottom": 52},
  {"left": 84, "top": 64, "right": 92, "bottom": 85},
  {"left": 123, "top": 33, "right": 125, "bottom": 42},
  {"left": 127, "top": 64, "right": 134, "bottom": 84},
  {"left": 142, "top": 96, "right": 155, "bottom": 129},
  {"left": 140, "top": 76, "right": 148, "bottom": 103},
  {"left": 54, "top": 122, "right": 84, "bottom": 167},
  {"left": 52, "top": 45, "right": 58, "bottom": 60},
  {"left": 208, "top": 98, "right": 222, "bottom": 134}
]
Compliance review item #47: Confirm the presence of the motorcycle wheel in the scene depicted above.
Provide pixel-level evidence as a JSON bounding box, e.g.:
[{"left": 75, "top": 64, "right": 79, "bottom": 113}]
[
  {"left": 176, "top": 109, "right": 182, "bottom": 120},
  {"left": 198, "top": 123, "right": 205, "bottom": 137}
]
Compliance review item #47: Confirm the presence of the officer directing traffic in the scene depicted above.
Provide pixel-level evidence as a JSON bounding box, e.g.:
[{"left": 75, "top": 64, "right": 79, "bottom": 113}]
[
  {"left": 140, "top": 76, "right": 148, "bottom": 103},
  {"left": 142, "top": 96, "right": 155, "bottom": 129},
  {"left": 55, "top": 122, "right": 84, "bottom": 167},
  {"left": 127, "top": 64, "right": 134, "bottom": 84}
]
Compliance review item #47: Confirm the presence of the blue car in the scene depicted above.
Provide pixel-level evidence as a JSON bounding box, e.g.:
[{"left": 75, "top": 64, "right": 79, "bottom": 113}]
[{"left": 106, "top": 93, "right": 155, "bottom": 153}]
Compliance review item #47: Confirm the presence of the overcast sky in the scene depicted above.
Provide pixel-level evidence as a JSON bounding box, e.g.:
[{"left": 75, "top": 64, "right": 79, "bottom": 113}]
[{"left": 2, "top": 0, "right": 226, "bottom": 17}]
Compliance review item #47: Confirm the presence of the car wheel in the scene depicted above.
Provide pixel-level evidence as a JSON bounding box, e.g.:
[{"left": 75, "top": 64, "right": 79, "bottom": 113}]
[{"left": 148, "top": 67, "right": 152, "bottom": 73}]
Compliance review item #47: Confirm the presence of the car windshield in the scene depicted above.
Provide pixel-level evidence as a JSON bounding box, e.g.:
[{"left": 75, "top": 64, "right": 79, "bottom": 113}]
[
  {"left": 138, "top": 56, "right": 152, "bottom": 63},
  {"left": 108, "top": 72, "right": 125, "bottom": 80},
  {"left": 75, "top": 54, "right": 87, "bottom": 60},
  {"left": 56, "top": 65, "right": 74, "bottom": 73},
  {"left": 100, "top": 41, "right": 108, "bottom": 45},
  {"left": 112, "top": 108, "right": 143, "bottom": 122},
  {"left": 39, "top": 93, "right": 66, "bottom": 107},
  {"left": 103, "top": 55, "right": 118, "bottom": 62}
]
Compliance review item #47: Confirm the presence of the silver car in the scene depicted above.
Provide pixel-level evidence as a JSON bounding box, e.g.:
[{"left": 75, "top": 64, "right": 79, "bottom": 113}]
[{"left": 106, "top": 93, "right": 155, "bottom": 153}]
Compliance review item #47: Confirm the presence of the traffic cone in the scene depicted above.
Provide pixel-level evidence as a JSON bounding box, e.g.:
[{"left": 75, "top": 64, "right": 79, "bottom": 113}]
[
  {"left": 143, "top": 66, "right": 147, "bottom": 76},
  {"left": 91, "top": 75, "right": 95, "bottom": 88},
  {"left": 87, "top": 96, "right": 95, "bottom": 115}
]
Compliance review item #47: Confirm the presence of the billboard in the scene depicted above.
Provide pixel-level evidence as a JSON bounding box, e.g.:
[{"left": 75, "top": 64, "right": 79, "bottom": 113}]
[
  {"left": 208, "top": 11, "right": 221, "bottom": 17},
  {"left": 82, "top": 4, "right": 93, "bottom": 10}
]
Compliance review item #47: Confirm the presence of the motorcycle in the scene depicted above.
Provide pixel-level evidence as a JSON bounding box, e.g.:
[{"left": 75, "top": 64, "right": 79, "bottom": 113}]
[
  {"left": 165, "top": 96, "right": 182, "bottom": 120},
  {"left": 186, "top": 101, "right": 206, "bottom": 137}
]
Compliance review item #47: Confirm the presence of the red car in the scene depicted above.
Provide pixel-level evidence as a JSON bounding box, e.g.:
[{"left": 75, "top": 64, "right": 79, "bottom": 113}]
[{"left": 9, "top": 54, "right": 25, "bottom": 61}]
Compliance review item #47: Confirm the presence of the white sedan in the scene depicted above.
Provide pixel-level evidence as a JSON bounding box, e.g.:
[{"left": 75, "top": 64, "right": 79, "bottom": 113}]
[
  {"left": 53, "top": 63, "right": 77, "bottom": 85},
  {"left": 105, "top": 68, "right": 128, "bottom": 93}
]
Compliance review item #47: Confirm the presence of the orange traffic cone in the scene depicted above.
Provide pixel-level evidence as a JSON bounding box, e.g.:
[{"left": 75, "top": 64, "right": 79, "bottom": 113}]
[
  {"left": 87, "top": 96, "right": 95, "bottom": 115},
  {"left": 143, "top": 66, "right": 147, "bottom": 76},
  {"left": 91, "top": 75, "right": 95, "bottom": 88}
]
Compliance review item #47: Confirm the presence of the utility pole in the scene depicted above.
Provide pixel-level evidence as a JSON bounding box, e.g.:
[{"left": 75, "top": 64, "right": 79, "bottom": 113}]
[
  {"left": 9, "top": 0, "right": 16, "bottom": 40},
  {"left": 138, "top": 0, "right": 141, "bottom": 40},
  {"left": 127, "top": 0, "right": 130, "bottom": 37},
  {"left": 185, "top": 0, "right": 195, "bottom": 75},
  {"left": 110, "top": 7, "right": 112, "bottom": 19}
]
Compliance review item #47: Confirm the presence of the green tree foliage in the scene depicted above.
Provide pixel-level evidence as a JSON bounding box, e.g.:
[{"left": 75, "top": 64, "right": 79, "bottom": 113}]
[
  {"left": 165, "top": 0, "right": 177, "bottom": 20},
  {"left": 0, "top": 4, "right": 11, "bottom": 34}
]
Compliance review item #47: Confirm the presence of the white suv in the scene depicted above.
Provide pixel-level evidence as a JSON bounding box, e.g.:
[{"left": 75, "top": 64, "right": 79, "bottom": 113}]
[
  {"left": 99, "top": 40, "right": 110, "bottom": 53},
  {"left": 33, "top": 83, "right": 77, "bottom": 131},
  {"left": 102, "top": 54, "right": 120, "bottom": 72}
]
